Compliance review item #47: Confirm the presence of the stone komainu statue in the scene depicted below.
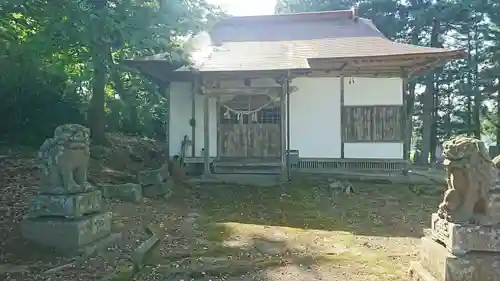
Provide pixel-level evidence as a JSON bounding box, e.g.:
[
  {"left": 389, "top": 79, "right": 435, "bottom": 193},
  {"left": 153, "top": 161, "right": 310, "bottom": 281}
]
[
  {"left": 437, "top": 135, "right": 499, "bottom": 225},
  {"left": 37, "top": 124, "right": 92, "bottom": 193}
]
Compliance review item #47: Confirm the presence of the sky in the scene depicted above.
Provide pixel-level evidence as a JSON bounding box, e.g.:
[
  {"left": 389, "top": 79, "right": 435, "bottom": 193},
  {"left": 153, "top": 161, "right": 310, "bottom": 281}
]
[{"left": 207, "top": 0, "right": 277, "bottom": 16}]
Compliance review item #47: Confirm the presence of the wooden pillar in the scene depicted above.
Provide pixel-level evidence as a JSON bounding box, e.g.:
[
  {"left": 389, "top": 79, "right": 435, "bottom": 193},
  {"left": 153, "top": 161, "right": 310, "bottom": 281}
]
[
  {"left": 280, "top": 76, "right": 287, "bottom": 177},
  {"left": 340, "top": 75, "right": 345, "bottom": 159},
  {"left": 216, "top": 96, "right": 221, "bottom": 161},
  {"left": 203, "top": 90, "right": 211, "bottom": 177},
  {"left": 159, "top": 82, "right": 170, "bottom": 157},
  {"left": 286, "top": 77, "right": 291, "bottom": 181},
  {"left": 191, "top": 75, "right": 200, "bottom": 157},
  {"left": 401, "top": 69, "right": 410, "bottom": 174}
]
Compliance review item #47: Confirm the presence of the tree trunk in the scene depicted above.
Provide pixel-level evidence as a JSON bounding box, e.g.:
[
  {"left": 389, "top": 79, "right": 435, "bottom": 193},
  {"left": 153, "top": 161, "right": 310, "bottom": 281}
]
[
  {"left": 445, "top": 90, "right": 453, "bottom": 138},
  {"left": 109, "top": 51, "right": 139, "bottom": 134},
  {"left": 466, "top": 32, "right": 473, "bottom": 135},
  {"left": 405, "top": 20, "right": 422, "bottom": 161},
  {"left": 496, "top": 83, "right": 500, "bottom": 145},
  {"left": 406, "top": 80, "right": 416, "bottom": 160},
  {"left": 419, "top": 75, "right": 435, "bottom": 165},
  {"left": 89, "top": 44, "right": 107, "bottom": 144},
  {"left": 88, "top": 0, "right": 108, "bottom": 144},
  {"left": 418, "top": 18, "right": 440, "bottom": 165},
  {"left": 430, "top": 80, "right": 440, "bottom": 163},
  {"left": 472, "top": 25, "right": 481, "bottom": 138}
]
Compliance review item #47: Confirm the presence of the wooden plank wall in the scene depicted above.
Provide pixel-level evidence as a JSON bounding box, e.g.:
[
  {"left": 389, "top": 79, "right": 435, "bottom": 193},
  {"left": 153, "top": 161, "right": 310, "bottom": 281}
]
[
  {"left": 219, "top": 124, "right": 281, "bottom": 157},
  {"left": 343, "top": 106, "right": 403, "bottom": 142}
]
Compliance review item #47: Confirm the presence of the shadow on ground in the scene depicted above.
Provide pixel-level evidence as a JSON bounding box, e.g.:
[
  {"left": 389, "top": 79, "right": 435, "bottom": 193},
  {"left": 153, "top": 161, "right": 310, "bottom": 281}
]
[
  {"left": 168, "top": 177, "right": 440, "bottom": 239},
  {"left": 141, "top": 223, "right": 371, "bottom": 281},
  {"left": 134, "top": 178, "right": 436, "bottom": 280}
]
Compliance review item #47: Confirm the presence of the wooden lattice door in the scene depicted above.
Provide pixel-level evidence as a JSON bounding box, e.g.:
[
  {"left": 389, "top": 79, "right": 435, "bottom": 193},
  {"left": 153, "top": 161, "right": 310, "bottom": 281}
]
[{"left": 218, "top": 94, "right": 281, "bottom": 158}]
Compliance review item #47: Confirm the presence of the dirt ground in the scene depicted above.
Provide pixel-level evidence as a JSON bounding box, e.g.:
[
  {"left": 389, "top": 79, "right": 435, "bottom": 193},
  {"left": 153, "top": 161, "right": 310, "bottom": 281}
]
[{"left": 0, "top": 135, "right": 440, "bottom": 281}]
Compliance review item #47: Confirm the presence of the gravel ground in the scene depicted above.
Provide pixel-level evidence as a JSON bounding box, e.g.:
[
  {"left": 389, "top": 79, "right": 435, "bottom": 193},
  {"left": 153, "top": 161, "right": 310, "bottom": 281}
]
[
  {"left": 0, "top": 141, "right": 170, "bottom": 281},
  {"left": 0, "top": 141, "right": 437, "bottom": 281}
]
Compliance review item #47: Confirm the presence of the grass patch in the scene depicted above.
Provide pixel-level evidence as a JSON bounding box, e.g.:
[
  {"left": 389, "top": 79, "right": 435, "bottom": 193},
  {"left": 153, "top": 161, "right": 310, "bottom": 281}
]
[
  {"left": 146, "top": 178, "right": 439, "bottom": 280},
  {"left": 194, "top": 181, "right": 437, "bottom": 237}
]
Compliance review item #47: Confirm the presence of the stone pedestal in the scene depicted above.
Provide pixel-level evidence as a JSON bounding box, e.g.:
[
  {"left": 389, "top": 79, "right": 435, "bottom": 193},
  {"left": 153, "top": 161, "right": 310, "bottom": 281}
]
[
  {"left": 27, "top": 190, "right": 103, "bottom": 218},
  {"left": 139, "top": 168, "right": 173, "bottom": 198},
  {"left": 21, "top": 185, "right": 113, "bottom": 255},
  {"left": 21, "top": 211, "right": 112, "bottom": 250},
  {"left": 409, "top": 213, "right": 500, "bottom": 281}
]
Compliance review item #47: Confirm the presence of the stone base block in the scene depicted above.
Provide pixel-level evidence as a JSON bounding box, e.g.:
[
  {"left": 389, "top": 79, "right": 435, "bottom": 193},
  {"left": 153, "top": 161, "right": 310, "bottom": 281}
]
[
  {"left": 142, "top": 179, "right": 173, "bottom": 198},
  {"left": 28, "top": 190, "right": 102, "bottom": 218},
  {"left": 411, "top": 236, "right": 500, "bottom": 281},
  {"left": 39, "top": 181, "right": 95, "bottom": 195},
  {"left": 138, "top": 168, "right": 166, "bottom": 186},
  {"left": 21, "top": 211, "right": 112, "bottom": 253},
  {"left": 100, "top": 183, "right": 142, "bottom": 203},
  {"left": 431, "top": 213, "right": 500, "bottom": 255}
]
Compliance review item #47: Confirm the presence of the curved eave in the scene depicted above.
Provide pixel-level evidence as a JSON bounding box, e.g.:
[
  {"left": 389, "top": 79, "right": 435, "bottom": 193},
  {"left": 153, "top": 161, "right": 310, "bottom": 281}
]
[
  {"left": 307, "top": 49, "right": 466, "bottom": 77},
  {"left": 122, "top": 59, "right": 195, "bottom": 82}
]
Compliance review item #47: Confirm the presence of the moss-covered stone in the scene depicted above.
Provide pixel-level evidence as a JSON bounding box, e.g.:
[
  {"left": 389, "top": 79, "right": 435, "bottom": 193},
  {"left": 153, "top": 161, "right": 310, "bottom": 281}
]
[
  {"left": 28, "top": 190, "right": 102, "bottom": 218},
  {"left": 100, "top": 183, "right": 142, "bottom": 203}
]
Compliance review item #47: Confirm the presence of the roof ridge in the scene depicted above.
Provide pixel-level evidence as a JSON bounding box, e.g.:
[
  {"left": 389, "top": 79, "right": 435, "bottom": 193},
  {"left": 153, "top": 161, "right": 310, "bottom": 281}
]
[{"left": 217, "top": 9, "right": 358, "bottom": 26}]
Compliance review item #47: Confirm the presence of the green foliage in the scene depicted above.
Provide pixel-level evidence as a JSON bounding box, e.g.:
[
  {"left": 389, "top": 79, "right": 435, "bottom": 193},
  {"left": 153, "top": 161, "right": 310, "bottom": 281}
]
[
  {"left": 0, "top": 0, "right": 221, "bottom": 146},
  {"left": 3, "top": 0, "right": 500, "bottom": 153}
]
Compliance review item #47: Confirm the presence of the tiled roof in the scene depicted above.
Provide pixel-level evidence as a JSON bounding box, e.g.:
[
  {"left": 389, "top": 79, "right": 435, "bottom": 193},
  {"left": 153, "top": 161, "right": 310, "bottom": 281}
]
[{"left": 131, "top": 10, "right": 463, "bottom": 73}]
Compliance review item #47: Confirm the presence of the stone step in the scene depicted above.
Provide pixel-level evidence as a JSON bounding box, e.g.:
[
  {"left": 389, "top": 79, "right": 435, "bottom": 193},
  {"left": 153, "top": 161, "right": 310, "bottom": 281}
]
[
  {"left": 213, "top": 168, "right": 281, "bottom": 175},
  {"left": 213, "top": 162, "right": 282, "bottom": 175},
  {"left": 188, "top": 174, "right": 283, "bottom": 187}
]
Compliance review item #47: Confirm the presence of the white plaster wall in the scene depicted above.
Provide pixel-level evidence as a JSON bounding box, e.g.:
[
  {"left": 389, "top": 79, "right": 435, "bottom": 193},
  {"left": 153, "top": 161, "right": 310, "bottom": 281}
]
[
  {"left": 171, "top": 77, "right": 403, "bottom": 160},
  {"left": 169, "top": 82, "right": 217, "bottom": 157},
  {"left": 169, "top": 82, "right": 192, "bottom": 156},
  {"left": 344, "top": 77, "right": 403, "bottom": 106},
  {"left": 290, "top": 77, "right": 342, "bottom": 158},
  {"left": 343, "top": 77, "right": 404, "bottom": 159},
  {"left": 343, "top": 143, "right": 404, "bottom": 159}
]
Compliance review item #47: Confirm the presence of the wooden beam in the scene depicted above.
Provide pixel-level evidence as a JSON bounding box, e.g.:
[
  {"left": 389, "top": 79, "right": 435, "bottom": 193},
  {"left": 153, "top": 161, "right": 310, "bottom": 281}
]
[
  {"left": 203, "top": 86, "right": 282, "bottom": 96},
  {"left": 202, "top": 70, "right": 291, "bottom": 81},
  {"left": 308, "top": 51, "right": 463, "bottom": 66},
  {"left": 315, "top": 60, "right": 426, "bottom": 71},
  {"left": 408, "top": 58, "right": 448, "bottom": 78},
  {"left": 340, "top": 75, "right": 345, "bottom": 159},
  {"left": 301, "top": 70, "right": 406, "bottom": 78}
]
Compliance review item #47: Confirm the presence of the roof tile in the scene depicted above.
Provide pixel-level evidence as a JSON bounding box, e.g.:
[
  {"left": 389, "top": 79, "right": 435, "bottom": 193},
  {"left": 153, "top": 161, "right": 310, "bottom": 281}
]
[{"left": 133, "top": 10, "right": 463, "bottom": 72}]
